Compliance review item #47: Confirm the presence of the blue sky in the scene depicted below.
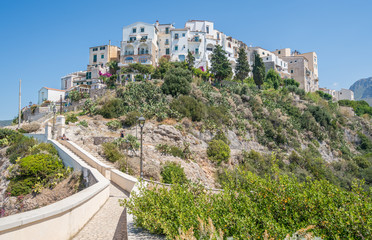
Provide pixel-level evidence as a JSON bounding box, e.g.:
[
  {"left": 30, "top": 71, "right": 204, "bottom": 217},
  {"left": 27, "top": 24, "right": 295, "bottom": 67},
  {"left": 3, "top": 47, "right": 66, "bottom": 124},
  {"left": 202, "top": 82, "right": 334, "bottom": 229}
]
[{"left": 0, "top": 0, "right": 371, "bottom": 120}]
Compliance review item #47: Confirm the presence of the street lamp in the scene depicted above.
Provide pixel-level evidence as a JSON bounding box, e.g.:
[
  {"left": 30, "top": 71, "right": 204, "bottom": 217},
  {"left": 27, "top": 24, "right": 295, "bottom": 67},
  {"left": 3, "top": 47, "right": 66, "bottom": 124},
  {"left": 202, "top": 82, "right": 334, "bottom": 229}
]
[
  {"left": 138, "top": 116, "right": 145, "bottom": 179},
  {"left": 52, "top": 105, "right": 56, "bottom": 139}
]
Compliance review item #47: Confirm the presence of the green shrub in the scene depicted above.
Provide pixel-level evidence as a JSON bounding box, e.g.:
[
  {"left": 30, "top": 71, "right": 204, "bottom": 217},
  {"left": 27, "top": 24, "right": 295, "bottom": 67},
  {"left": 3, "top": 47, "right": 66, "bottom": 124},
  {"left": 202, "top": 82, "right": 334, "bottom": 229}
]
[
  {"left": 102, "top": 142, "right": 125, "bottom": 163},
  {"left": 122, "top": 168, "right": 372, "bottom": 240},
  {"left": 65, "top": 114, "right": 78, "bottom": 124},
  {"left": 7, "top": 153, "right": 67, "bottom": 196},
  {"left": 123, "top": 111, "right": 141, "bottom": 127},
  {"left": 357, "top": 132, "right": 372, "bottom": 152},
  {"left": 29, "top": 143, "right": 58, "bottom": 156},
  {"left": 156, "top": 144, "right": 185, "bottom": 159},
  {"left": 77, "top": 120, "right": 88, "bottom": 128},
  {"left": 207, "top": 139, "right": 230, "bottom": 164},
  {"left": 161, "top": 67, "right": 192, "bottom": 97},
  {"left": 170, "top": 95, "right": 206, "bottom": 121},
  {"left": 135, "top": 74, "right": 144, "bottom": 81},
  {"left": 338, "top": 100, "right": 372, "bottom": 116},
  {"left": 207, "top": 106, "right": 230, "bottom": 126},
  {"left": 106, "top": 120, "right": 122, "bottom": 130},
  {"left": 284, "top": 78, "right": 300, "bottom": 87},
  {"left": 212, "top": 130, "right": 230, "bottom": 145},
  {"left": 99, "top": 98, "right": 125, "bottom": 118},
  {"left": 6, "top": 135, "right": 38, "bottom": 163},
  {"left": 161, "top": 162, "right": 188, "bottom": 184},
  {"left": 316, "top": 90, "right": 332, "bottom": 100},
  {"left": 83, "top": 99, "right": 96, "bottom": 116}
]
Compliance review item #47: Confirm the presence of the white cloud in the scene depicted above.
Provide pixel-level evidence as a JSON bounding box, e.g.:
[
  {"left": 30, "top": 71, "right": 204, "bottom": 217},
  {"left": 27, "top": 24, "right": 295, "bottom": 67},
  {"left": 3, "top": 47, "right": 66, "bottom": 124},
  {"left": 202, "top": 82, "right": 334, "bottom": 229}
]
[{"left": 332, "top": 82, "right": 339, "bottom": 87}]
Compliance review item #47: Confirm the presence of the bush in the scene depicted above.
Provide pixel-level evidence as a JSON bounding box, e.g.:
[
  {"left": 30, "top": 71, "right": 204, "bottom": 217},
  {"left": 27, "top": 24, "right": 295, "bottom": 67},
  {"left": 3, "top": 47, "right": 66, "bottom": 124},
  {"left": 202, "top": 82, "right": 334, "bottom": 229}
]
[
  {"left": 83, "top": 99, "right": 96, "bottom": 116},
  {"left": 99, "top": 98, "right": 125, "bottom": 119},
  {"left": 316, "top": 90, "right": 332, "bottom": 101},
  {"left": 29, "top": 143, "right": 58, "bottom": 156},
  {"left": 207, "top": 106, "right": 230, "bottom": 126},
  {"left": 357, "top": 132, "right": 372, "bottom": 152},
  {"left": 102, "top": 142, "right": 125, "bottom": 163},
  {"left": 207, "top": 139, "right": 230, "bottom": 164},
  {"left": 284, "top": 78, "right": 300, "bottom": 87},
  {"left": 161, "top": 162, "right": 188, "bottom": 184},
  {"left": 135, "top": 74, "right": 144, "bottom": 81},
  {"left": 7, "top": 153, "right": 67, "bottom": 196},
  {"left": 156, "top": 144, "right": 185, "bottom": 159},
  {"left": 212, "top": 130, "right": 230, "bottom": 145},
  {"left": 65, "top": 114, "right": 78, "bottom": 124},
  {"left": 6, "top": 135, "right": 38, "bottom": 163},
  {"left": 123, "top": 111, "right": 141, "bottom": 127},
  {"left": 161, "top": 67, "right": 193, "bottom": 97},
  {"left": 338, "top": 100, "right": 372, "bottom": 116},
  {"left": 77, "top": 120, "right": 88, "bottom": 128},
  {"left": 122, "top": 168, "right": 372, "bottom": 240},
  {"left": 106, "top": 120, "right": 122, "bottom": 130},
  {"left": 20, "top": 122, "right": 41, "bottom": 133},
  {"left": 170, "top": 96, "right": 206, "bottom": 121}
]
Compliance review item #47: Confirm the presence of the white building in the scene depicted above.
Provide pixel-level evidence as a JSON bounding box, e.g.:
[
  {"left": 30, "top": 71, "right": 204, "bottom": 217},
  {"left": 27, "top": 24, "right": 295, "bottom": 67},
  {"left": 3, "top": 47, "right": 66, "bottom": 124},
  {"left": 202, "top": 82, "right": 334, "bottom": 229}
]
[
  {"left": 38, "top": 87, "right": 66, "bottom": 105},
  {"left": 336, "top": 89, "right": 354, "bottom": 101},
  {"left": 246, "top": 47, "right": 290, "bottom": 78},
  {"left": 120, "top": 22, "right": 159, "bottom": 67},
  {"left": 61, "top": 71, "right": 87, "bottom": 90},
  {"left": 119, "top": 20, "right": 245, "bottom": 70},
  {"left": 87, "top": 44, "right": 120, "bottom": 89}
]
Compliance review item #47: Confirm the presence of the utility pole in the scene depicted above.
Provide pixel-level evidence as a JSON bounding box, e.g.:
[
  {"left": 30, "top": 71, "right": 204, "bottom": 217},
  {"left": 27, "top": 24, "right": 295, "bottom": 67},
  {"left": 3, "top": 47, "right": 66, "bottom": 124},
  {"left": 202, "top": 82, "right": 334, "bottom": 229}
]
[
  {"left": 59, "top": 95, "right": 62, "bottom": 114},
  {"left": 18, "top": 79, "right": 21, "bottom": 129}
]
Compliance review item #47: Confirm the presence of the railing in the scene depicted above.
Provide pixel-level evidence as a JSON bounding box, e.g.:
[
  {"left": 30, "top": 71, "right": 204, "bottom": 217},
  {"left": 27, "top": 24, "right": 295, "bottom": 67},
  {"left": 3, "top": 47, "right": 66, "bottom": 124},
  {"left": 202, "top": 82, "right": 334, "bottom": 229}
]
[{"left": 188, "top": 38, "right": 202, "bottom": 42}]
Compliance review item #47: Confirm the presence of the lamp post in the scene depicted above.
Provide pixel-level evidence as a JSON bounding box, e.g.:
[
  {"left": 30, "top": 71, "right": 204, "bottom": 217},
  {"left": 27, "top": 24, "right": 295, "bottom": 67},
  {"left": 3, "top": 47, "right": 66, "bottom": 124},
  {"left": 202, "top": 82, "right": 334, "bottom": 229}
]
[
  {"left": 52, "top": 105, "right": 56, "bottom": 139},
  {"left": 138, "top": 116, "right": 145, "bottom": 179}
]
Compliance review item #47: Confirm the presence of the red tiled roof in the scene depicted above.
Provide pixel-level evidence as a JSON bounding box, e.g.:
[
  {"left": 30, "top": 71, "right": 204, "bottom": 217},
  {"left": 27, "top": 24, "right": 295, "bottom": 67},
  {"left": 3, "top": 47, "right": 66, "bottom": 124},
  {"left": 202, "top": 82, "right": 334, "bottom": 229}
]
[{"left": 43, "top": 87, "right": 66, "bottom": 92}]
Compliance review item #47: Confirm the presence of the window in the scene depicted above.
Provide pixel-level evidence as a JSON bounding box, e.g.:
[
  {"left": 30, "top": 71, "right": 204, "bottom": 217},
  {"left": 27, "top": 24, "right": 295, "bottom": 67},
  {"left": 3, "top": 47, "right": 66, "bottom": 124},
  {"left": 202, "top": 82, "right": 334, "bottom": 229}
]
[
  {"left": 165, "top": 39, "right": 169, "bottom": 45},
  {"left": 132, "top": 28, "right": 136, "bottom": 33},
  {"left": 100, "top": 46, "right": 105, "bottom": 50},
  {"left": 101, "top": 54, "right": 104, "bottom": 59},
  {"left": 206, "top": 26, "right": 209, "bottom": 33},
  {"left": 290, "top": 70, "right": 294, "bottom": 73},
  {"left": 228, "top": 42, "right": 231, "bottom": 48},
  {"left": 93, "top": 48, "right": 98, "bottom": 51},
  {"left": 93, "top": 55, "right": 97, "bottom": 63},
  {"left": 262, "top": 52, "right": 265, "bottom": 55},
  {"left": 195, "top": 48, "right": 199, "bottom": 54},
  {"left": 266, "top": 57, "right": 269, "bottom": 60},
  {"left": 166, "top": 48, "right": 170, "bottom": 55},
  {"left": 175, "top": 33, "right": 179, "bottom": 39},
  {"left": 165, "top": 27, "right": 169, "bottom": 34},
  {"left": 129, "top": 37, "right": 136, "bottom": 41},
  {"left": 195, "top": 36, "right": 199, "bottom": 42},
  {"left": 175, "top": 45, "right": 178, "bottom": 51},
  {"left": 179, "top": 55, "right": 185, "bottom": 61},
  {"left": 217, "top": 33, "right": 220, "bottom": 40},
  {"left": 141, "top": 27, "right": 145, "bottom": 32},
  {"left": 182, "top": 33, "right": 185, "bottom": 37},
  {"left": 278, "top": 51, "right": 281, "bottom": 54},
  {"left": 86, "top": 72, "right": 92, "bottom": 79}
]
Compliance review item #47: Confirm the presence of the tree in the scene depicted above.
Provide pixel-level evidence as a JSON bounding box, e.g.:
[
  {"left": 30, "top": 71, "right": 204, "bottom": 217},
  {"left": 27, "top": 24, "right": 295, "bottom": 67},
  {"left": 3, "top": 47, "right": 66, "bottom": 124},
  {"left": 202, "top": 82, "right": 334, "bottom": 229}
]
[
  {"left": 107, "top": 61, "right": 119, "bottom": 75},
  {"left": 252, "top": 52, "right": 266, "bottom": 89},
  {"left": 210, "top": 45, "right": 232, "bottom": 83},
  {"left": 153, "top": 56, "right": 171, "bottom": 79},
  {"left": 161, "top": 67, "right": 192, "bottom": 97},
  {"left": 265, "top": 69, "right": 281, "bottom": 90},
  {"left": 186, "top": 50, "right": 195, "bottom": 70},
  {"left": 235, "top": 47, "right": 250, "bottom": 83}
]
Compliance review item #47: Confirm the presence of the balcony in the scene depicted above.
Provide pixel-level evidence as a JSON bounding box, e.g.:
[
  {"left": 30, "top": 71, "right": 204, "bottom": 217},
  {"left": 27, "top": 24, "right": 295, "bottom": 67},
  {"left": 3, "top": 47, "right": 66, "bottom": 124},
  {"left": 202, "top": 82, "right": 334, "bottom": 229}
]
[
  {"left": 124, "top": 51, "right": 134, "bottom": 56},
  {"left": 188, "top": 38, "right": 202, "bottom": 43}
]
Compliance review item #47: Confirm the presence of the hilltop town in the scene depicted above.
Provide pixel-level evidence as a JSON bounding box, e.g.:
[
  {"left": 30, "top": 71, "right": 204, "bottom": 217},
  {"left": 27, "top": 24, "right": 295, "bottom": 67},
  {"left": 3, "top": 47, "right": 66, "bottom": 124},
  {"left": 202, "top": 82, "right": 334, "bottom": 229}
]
[{"left": 31, "top": 20, "right": 353, "bottom": 113}]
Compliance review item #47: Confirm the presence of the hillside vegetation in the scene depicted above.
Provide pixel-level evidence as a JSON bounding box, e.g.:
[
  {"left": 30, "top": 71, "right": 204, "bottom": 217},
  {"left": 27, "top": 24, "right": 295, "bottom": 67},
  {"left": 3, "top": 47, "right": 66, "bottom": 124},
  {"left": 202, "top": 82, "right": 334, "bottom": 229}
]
[{"left": 82, "top": 55, "right": 372, "bottom": 239}]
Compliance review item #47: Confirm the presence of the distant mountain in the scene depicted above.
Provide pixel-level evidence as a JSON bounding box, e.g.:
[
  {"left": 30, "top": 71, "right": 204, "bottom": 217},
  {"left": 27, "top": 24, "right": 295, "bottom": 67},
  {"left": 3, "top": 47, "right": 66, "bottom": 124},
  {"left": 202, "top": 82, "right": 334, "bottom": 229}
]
[
  {"left": 350, "top": 77, "right": 372, "bottom": 106},
  {"left": 0, "top": 120, "right": 12, "bottom": 127}
]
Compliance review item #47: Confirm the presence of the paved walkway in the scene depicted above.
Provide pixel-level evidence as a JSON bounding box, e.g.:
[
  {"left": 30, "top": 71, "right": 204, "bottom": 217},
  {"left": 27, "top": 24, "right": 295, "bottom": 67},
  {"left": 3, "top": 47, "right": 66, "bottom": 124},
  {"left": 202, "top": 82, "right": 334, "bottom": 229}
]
[
  {"left": 61, "top": 140, "right": 165, "bottom": 240},
  {"left": 72, "top": 183, "right": 129, "bottom": 240}
]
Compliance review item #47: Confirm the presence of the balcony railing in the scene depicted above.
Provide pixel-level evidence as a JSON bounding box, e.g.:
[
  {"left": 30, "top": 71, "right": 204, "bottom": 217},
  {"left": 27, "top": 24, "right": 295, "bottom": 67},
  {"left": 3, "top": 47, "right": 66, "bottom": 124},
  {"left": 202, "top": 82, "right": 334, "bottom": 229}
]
[
  {"left": 124, "top": 51, "right": 134, "bottom": 56},
  {"left": 188, "top": 38, "right": 202, "bottom": 42}
]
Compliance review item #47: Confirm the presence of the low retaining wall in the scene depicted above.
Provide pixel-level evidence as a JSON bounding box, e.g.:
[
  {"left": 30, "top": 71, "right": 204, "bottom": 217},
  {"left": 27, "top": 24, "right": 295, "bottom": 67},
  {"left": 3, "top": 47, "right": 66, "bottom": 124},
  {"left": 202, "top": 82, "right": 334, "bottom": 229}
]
[
  {"left": 111, "top": 169, "right": 138, "bottom": 193},
  {"left": 24, "top": 133, "right": 47, "bottom": 143},
  {"left": 0, "top": 140, "right": 110, "bottom": 240}
]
